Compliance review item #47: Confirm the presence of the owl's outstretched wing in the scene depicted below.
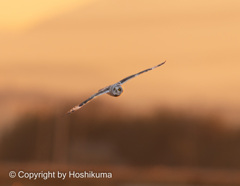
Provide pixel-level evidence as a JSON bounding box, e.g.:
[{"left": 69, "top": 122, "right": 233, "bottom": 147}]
[
  {"left": 118, "top": 61, "right": 166, "bottom": 85},
  {"left": 66, "top": 87, "right": 110, "bottom": 115}
]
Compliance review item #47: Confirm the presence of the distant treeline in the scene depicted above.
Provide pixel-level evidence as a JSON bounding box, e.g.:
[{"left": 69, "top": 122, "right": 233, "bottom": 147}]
[{"left": 1, "top": 104, "right": 240, "bottom": 169}]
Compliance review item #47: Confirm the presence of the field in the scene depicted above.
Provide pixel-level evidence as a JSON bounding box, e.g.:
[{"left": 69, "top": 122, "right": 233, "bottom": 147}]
[{"left": 1, "top": 106, "right": 240, "bottom": 186}]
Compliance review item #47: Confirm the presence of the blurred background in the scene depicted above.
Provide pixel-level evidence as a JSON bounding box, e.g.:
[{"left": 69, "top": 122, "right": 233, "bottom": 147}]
[{"left": 1, "top": 0, "right": 240, "bottom": 185}]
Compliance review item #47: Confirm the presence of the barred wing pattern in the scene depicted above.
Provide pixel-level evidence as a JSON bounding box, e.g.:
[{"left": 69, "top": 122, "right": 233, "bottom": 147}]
[
  {"left": 118, "top": 61, "right": 166, "bottom": 84},
  {"left": 66, "top": 61, "right": 166, "bottom": 114},
  {"left": 66, "top": 88, "right": 110, "bottom": 114}
]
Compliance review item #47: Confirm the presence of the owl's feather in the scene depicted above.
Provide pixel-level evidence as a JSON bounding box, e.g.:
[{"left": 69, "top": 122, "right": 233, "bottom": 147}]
[
  {"left": 66, "top": 88, "right": 110, "bottom": 114},
  {"left": 118, "top": 61, "right": 166, "bottom": 84},
  {"left": 66, "top": 61, "right": 166, "bottom": 114}
]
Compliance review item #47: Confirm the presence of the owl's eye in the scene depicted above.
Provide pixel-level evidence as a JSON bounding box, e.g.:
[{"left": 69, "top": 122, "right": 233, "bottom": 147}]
[{"left": 118, "top": 88, "right": 121, "bottom": 91}]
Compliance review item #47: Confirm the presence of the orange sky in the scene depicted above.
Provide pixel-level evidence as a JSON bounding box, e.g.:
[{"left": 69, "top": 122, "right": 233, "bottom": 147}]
[
  {"left": 1, "top": 0, "right": 240, "bottom": 125},
  {"left": 0, "top": 0, "right": 95, "bottom": 31}
]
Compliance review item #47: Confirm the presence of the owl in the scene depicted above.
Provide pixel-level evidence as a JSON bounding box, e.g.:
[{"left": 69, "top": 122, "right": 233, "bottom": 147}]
[{"left": 67, "top": 61, "right": 166, "bottom": 114}]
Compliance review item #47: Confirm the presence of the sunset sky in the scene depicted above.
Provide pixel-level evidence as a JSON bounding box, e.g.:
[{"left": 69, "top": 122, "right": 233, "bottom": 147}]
[
  {"left": 0, "top": 0, "right": 96, "bottom": 31},
  {"left": 1, "top": 0, "right": 240, "bottom": 126}
]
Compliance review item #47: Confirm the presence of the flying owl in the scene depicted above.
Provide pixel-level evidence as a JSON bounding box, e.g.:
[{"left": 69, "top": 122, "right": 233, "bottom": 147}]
[{"left": 67, "top": 61, "right": 166, "bottom": 114}]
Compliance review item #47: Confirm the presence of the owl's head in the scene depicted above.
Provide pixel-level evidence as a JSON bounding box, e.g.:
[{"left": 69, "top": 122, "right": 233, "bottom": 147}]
[{"left": 109, "top": 84, "right": 123, "bottom": 97}]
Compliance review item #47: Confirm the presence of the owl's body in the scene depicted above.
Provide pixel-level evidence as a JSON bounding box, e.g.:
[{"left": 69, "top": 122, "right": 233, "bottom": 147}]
[{"left": 67, "top": 61, "right": 166, "bottom": 114}]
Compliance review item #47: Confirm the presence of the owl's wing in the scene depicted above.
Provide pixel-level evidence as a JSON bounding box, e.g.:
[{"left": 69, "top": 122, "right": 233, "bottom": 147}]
[
  {"left": 118, "top": 61, "right": 166, "bottom": 85},
  {"left": 66, "top": 87, "right": 110, "bottom": 115}
]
